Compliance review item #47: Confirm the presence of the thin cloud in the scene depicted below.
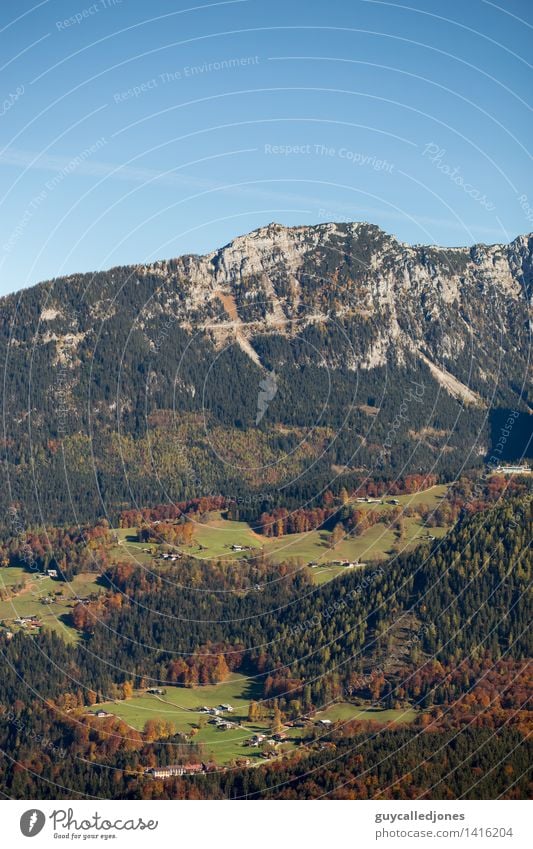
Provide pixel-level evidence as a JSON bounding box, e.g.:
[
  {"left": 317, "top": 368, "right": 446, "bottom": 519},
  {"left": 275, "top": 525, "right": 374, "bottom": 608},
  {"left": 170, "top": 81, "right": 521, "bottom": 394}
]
[
  {"left": 0, "top": 147, "right": 220, "bottom": 190},
  {"left": 0, "top": 146, "right": 510, "bottom": 243}
]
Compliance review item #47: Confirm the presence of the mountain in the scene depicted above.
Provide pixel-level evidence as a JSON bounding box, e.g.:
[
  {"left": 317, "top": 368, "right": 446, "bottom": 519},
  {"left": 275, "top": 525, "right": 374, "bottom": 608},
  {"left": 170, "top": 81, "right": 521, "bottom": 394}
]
[{"left": 1, "top": 221, "right": 531, "bottom": 527}]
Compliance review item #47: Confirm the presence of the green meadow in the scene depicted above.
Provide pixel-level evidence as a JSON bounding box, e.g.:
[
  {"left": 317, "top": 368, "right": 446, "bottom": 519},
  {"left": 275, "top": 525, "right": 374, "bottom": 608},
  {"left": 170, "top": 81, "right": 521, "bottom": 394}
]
[
  {"left": 87, "top": 674, "right": 278, "bottom": 764},
  {"left": 0, "top": 484, "right": 451, "bottom": 646},
  {"left": 0, "top": 568, "right": 102, "bottom": 643},
  {"left": 91, "top": 674, "right": 260, "bottom": 727},
  {"left": 106, "top": 483, "right": 451, "bottom": 586},
  {"left": 314, "top": 702, "right": 418, "bottom": 725},
  {"left": 87, "top": 677, "right": 419, "bottom": 764}
]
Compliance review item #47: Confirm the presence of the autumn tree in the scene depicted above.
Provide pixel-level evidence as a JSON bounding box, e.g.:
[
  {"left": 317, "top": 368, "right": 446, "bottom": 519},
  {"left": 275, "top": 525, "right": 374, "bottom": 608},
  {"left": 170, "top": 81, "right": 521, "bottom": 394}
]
[
  {"left": 272, "top": 705, "right": 284, "bottom": 735},
  {"left": 121, "top": 681, "right": 134, "bottom": 700},
  {"left": 329, "top": 523, "right": 344, "bottom": 549}
]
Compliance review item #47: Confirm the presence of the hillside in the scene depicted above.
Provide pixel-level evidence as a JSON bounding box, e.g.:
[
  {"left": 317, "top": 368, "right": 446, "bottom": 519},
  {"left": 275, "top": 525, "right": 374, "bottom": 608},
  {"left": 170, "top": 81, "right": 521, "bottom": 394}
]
[
  {"left": 0, "top": 491, "right": 530, "bottom": 798},
  {"left": 1, "top": 222, "right": 531, "bottom": 527}
]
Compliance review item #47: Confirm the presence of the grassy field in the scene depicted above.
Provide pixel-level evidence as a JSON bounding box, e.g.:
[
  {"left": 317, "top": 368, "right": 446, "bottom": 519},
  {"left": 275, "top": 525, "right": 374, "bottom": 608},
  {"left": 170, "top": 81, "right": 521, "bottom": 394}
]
[
  {"left": 0, "top": 566, "right": 33, "bottom": 588},
  {"left": 350, "top": 484, "right": 449, "bottom": 510},
  {"left": 87, "top": 674, "right": 280, "bottom": 764},
  {"left": 0, "top": 568, "right": 102, "bottom": 643},
  {"left": 111, "top": 529, "right": 161, "bottom": 565},
  {"left": 112, "top": 521, "right": 264, "bottom": 565},
  {"left": 314, "top": 702, "right": 418, "bottom": 725},
  {"left": 107, "top": 484, "right": 451, "bottom": 584},
  {"left": 227, "top": 517, "right": 445, "bottom": 573},
  {"left": 0, "top": 484, "right": 450, "bottom": 645},
  {"left": 87, "top": 680, "right": 419, "bottom": 764},
  {"left": 193, "top": 518, "right": 264, "bottom": 558},
  {"left": 91, "top": 674, "right": 261, "bottom": 727}
]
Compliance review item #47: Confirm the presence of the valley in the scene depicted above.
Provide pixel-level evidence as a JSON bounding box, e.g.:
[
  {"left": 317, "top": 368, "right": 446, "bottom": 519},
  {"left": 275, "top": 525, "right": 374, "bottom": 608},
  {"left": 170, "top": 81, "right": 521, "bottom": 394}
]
[
  {"left": 0, "top": 221, "right": 530, "bottom": 802},
  {"left": 110, "top": 483, "right": 451, "bottom": 583},
  {"left": 84, "top": 674, "right": 418, "bottom": 766}
]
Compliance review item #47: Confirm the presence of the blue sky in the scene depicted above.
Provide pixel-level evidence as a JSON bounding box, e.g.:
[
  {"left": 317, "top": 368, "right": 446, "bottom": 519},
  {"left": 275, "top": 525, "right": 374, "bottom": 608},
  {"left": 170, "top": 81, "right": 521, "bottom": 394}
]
[{"left": 0, "top": 0, "right": 531, "bottom": 294}]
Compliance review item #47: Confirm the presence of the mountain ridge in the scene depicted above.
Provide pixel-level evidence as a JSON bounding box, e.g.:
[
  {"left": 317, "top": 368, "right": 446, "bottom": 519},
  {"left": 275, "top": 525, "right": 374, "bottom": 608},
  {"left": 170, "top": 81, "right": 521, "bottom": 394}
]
[
  {"left": 18, "top": 220, "right": 530, "bottom": 387},
  {"left": 2, "top": 220, "right": 532, "bottom": 303},
  {"left": 0, "top": 220, "right": 531, "bottom": 528}
]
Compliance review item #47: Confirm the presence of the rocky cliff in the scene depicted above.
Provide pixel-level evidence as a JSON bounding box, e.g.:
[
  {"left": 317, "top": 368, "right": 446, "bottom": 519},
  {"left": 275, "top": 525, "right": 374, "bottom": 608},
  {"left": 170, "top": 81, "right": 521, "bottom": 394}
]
[{"left": 0, "top": 222, "right": 531, "bottom": 525}]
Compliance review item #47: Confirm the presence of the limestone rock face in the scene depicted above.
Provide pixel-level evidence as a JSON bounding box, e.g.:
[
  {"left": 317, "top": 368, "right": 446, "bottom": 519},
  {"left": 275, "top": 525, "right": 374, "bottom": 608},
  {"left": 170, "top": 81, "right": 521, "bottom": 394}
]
[
  {"left": 1, "top": 221, "right": 531, "bottom": 527},
  {"left": 1, "top": 221, "right": 531, "bottom": 412}
]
